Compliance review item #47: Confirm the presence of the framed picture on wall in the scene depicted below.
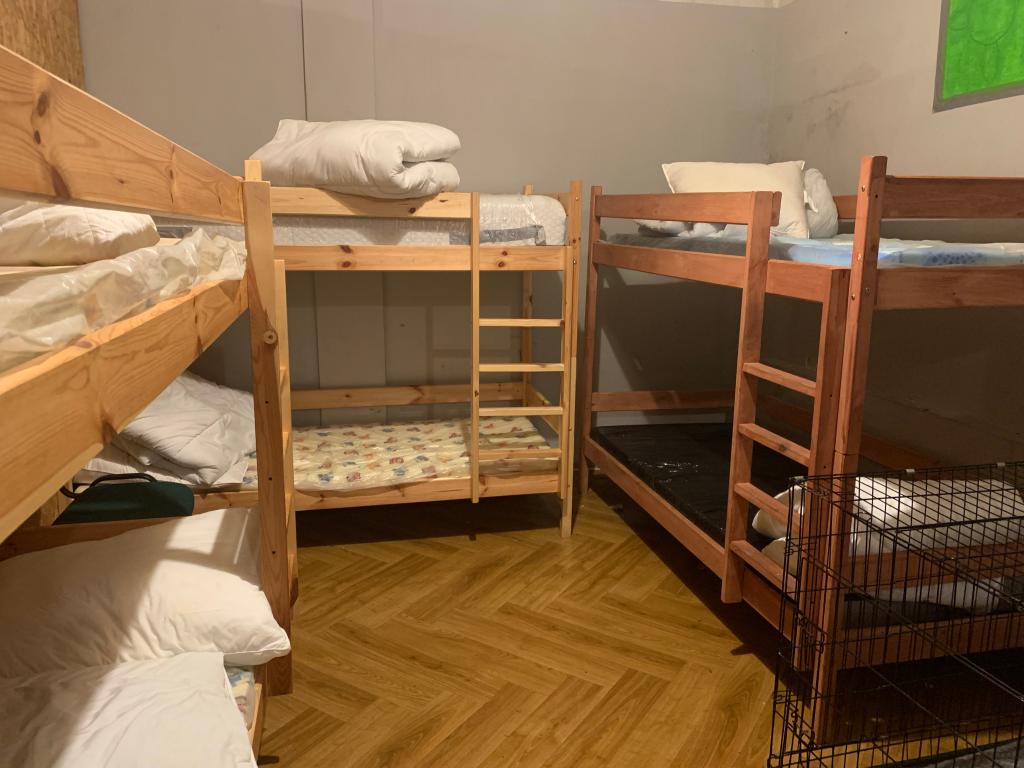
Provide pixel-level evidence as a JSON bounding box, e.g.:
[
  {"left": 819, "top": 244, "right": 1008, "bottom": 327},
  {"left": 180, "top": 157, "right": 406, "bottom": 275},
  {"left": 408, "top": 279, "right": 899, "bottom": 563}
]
[{"left": 934, "top": 0, "right": 1024, "bottom": 111}]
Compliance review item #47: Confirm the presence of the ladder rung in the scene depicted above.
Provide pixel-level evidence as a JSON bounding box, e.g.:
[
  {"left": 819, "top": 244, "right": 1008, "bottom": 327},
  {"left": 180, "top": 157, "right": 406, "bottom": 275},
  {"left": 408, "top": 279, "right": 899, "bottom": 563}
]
[
  {"left": 479, "top": 318, "right": 563, "bottom": 328},
  {"left": 478, "top": 447, "right": 562, "bottom": 460},
  {"left": 735, "top": 482, "right": 795, "bottom": 533},
  {"left": 737, "top": 423, "right": 811, "bottom": 466},
  {"left": 742, "top": 362, "right": 817, "bottom": 398},
  {"left": 479, "top": 406, "right": 563, "bottom": 417},
  {"left": 730, "top": 540, "right": 787, "bottom": 591},
  {"left": 478, "top": 363, "right": 564, "bottom": 373}
]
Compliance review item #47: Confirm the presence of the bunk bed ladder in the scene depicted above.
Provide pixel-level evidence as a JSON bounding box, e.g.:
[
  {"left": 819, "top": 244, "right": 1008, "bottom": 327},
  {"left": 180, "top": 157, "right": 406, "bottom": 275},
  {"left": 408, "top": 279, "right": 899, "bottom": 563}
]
[
  {"left": 470, "top": 183, "right": 582, "bottom": 536},
  {"left": 720, "top": 194, "right": 848, "bottom": 604}
]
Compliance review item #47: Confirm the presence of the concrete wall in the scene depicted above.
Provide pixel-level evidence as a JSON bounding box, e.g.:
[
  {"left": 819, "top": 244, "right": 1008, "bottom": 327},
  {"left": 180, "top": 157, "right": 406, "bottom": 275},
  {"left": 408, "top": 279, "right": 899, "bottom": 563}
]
[
  {"left": 79, "top": 0, "right": 778, "bottom": 426},
  {"left": 764, "top": 0, "right": 1024, "bottom": 464}
]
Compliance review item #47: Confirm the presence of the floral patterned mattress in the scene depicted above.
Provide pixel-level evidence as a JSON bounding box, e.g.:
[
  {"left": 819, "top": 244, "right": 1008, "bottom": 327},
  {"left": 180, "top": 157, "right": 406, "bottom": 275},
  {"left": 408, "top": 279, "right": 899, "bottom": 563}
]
[{"left": 241, "top": 416, "right": 557, "bottom": 492}]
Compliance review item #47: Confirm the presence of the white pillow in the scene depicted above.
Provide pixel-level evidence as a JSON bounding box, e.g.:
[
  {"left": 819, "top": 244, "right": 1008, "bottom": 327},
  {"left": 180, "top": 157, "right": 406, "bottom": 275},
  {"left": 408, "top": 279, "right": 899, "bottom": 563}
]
[
  {"left": 0, "top": 508, "right": 290, "bottom": 677},
  {"left": 0, "top": 653, "right": 256, "bottom": 768},
  {"left": 112, "top": 373, "right": 256, "bottom": 485},
  {"left": 0, "top": 199, "right": 159, "bottom": 266},
  {"left": 661, "top": 160, "right": 810, "bottom": 238},
  {"left": 803, "top": 168, "right": 840, "bottom": 239}
]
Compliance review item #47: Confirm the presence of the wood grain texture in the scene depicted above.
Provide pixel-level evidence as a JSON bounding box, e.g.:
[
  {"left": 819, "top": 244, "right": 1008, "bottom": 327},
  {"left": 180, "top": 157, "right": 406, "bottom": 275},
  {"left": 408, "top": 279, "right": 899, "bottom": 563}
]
[
  {"left": 291, "top": 382, "right": 523, "bottom": 411},
  {"left": 590, "top": 242, "right": 840, "bottom": 303},
  {"left": 0, "top": 46, "right": 242, "bottom": 221},
  {"left": 594, "top": 191, "right": 780, "bottom": 226},
  {"left": 271, "top": 187, "right": 471, "bottom": 218},
  {"left": 0, "top": 279, "right": 245, "bottom": 540},
  {"left": 257, "top": 479, "right": 777, "bottom": 768},
  {"left": 0, "top": 0, "right": 83, "bottom": 86}
]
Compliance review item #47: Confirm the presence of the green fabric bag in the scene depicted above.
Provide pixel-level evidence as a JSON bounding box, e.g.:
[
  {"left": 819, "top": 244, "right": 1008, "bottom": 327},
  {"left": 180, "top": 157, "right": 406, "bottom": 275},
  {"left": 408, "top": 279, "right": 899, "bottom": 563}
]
[{"left": 57, "top": 474, "right": 194, "bottom": 525}]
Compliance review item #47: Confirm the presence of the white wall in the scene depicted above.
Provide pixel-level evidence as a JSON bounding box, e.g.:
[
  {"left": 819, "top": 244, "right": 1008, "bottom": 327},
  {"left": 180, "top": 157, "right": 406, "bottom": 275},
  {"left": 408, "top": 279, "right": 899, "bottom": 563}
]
[
  {"left": 765, "top": 0, "right": 1024, "bottom": 464},
  {"left": 79, "top": 0, "right": 778, "bottom": 426}
]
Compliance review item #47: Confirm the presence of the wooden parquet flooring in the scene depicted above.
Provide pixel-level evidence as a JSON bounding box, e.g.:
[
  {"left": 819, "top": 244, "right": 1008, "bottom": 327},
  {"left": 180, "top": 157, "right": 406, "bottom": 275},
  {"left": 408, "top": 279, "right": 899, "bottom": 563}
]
[{"left": 259, "top": 477, "right": 778, "bottom": 767}]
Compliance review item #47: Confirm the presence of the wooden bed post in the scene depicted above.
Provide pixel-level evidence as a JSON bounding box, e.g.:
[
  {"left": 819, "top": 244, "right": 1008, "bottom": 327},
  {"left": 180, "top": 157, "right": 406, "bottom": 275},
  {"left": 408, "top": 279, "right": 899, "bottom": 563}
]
[
  {"left": 521, "top": 183, "right": 534, "bottom": 408},
  {"left": 242, "top": 159, "right": 295, "bottom": 695},
  {"left": 577, "top": 185, "right": 603, "bottom": 498},
  {"left": 470, "top": 192, "right": 482, "bottom": 503},
  {"left": 833, "top": 156, "right": 887, "bottom": 475},
  {"left": 559, "top": 180, "right": 584, "bottom": 535}
]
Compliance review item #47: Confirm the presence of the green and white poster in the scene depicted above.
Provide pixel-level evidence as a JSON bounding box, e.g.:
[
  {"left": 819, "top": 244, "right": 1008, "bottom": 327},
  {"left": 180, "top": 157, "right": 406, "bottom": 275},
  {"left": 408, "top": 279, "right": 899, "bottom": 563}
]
[{"left": 935, "top": 0, "right": 1024, "bottom": 110}]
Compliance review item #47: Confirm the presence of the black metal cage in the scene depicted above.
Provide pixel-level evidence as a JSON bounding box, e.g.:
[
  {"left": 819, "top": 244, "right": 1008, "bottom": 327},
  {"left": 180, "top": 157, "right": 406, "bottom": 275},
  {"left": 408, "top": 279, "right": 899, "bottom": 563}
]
[{"left": 770, "top": 462, "right": 1024, "bottom": 767}]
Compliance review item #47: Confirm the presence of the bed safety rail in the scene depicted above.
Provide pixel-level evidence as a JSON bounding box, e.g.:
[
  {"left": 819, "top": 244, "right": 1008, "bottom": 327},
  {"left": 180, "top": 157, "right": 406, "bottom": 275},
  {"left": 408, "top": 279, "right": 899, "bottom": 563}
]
[{"left": 0, "top": 46, "right": 295, "bottom": 696}]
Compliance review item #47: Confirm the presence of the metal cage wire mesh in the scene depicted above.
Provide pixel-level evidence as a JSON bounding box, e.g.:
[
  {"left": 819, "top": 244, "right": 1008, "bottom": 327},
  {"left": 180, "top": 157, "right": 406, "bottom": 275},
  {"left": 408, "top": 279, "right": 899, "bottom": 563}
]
[{"left": 770, "top": 462, "right": 1024, "bottom": 768}]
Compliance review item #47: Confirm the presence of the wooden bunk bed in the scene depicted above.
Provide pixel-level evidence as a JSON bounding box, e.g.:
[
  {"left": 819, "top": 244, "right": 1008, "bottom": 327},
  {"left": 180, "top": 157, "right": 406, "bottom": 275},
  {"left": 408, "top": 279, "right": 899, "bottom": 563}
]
[
  {"left": 578, "top": 156, "right": 1024, "bottom": 664},
  {"left": 195, "top": 168, "right": 584, "bottom": 536},
  {"left": 0, "top": 45, "right": 294, "bottom": 755}
]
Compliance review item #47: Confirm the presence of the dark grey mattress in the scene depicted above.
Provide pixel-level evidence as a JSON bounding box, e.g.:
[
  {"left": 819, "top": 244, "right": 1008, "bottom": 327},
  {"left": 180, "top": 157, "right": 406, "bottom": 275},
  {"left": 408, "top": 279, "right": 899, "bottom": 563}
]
[{"left": 592, "top": 422, "right": 803, "bottom": 549}]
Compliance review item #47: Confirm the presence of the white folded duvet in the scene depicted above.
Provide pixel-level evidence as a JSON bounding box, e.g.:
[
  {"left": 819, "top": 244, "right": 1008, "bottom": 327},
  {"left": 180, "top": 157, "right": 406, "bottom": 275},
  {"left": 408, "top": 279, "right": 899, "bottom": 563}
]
[
  {"left": 251, "top": 119, "right": 461, "bottom": 199},
  {"left": 79, "top": 372, "right": 256, "bottom": 486}
]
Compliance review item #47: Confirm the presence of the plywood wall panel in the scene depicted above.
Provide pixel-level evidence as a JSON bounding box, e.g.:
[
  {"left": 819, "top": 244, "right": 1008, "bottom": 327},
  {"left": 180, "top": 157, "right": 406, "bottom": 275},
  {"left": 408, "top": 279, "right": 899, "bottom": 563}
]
[{"left": 0, "top": 0, "right": 84, "bottom": 86}]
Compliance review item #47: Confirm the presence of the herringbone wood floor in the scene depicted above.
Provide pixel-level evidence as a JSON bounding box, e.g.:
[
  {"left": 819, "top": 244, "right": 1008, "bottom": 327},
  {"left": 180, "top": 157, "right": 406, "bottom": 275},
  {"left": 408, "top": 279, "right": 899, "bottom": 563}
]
[{"left": 259, "top": 477, "right": 777, "bottom": 767}]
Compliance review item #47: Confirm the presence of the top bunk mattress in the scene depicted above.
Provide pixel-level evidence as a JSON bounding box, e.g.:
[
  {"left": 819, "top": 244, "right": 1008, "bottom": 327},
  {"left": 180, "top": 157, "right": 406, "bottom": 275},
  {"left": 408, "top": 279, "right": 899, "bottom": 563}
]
[
  {"left": 0, "top": 231, "right": 246, "bottom": 374},
  {"left": 168, "top": 194, "right": 567, "bottom": 247},
  {"left": 607, "top": 228, "right": 1024, "bottom": 268}
]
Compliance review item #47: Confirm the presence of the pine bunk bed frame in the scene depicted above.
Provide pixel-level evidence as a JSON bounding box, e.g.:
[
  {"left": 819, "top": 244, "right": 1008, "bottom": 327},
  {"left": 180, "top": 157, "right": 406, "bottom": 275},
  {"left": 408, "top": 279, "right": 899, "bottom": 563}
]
[
  {"left": 195, "top": 169, "right": 584, "bottom": 536},
  {"left": 0, "top": 46, "right": 295, "bottom": 752},
  {"left": 578, "top": 155, "right": 1024, "bottom": 666}
]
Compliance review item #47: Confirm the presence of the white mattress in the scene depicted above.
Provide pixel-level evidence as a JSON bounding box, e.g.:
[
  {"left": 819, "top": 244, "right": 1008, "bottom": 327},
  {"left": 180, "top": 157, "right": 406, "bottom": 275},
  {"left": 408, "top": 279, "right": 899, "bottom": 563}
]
[
  {"left": 237, "top": 415, "right": 558, "bottom": 493},
  {"left": 166, "top": 194, "right": 567, "bottom": 247}
]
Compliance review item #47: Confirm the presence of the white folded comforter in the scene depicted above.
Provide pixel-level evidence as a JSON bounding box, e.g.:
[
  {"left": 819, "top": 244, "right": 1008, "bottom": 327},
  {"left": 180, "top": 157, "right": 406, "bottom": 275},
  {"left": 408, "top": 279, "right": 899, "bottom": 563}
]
[
  {"left": 756, "top": 477, "right": 1024, "bottom": 614},
  {"left": 81, "top": 373, "right": 256, "bottom": 486},
  {"left": 250, "top": 119, "right": 461, "bottom": 199}
]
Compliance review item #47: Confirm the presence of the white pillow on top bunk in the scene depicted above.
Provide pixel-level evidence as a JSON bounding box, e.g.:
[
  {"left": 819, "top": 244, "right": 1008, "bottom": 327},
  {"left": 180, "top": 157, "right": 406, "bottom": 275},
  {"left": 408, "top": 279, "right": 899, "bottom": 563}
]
[
  {"left": 0, "top": 652, "right": 256, "bottom": 768},
  {"left": 661, "top": 160, "right": 810, "bottom": 238},
  {"left": 0, "top": 508, "right": 290, "bottom": 678},
  {"left": 803, "top": 168, "right": 840, "bottom": 239},
  {"left": 0, "top": 199, "right": 159, "bottom": 266}
]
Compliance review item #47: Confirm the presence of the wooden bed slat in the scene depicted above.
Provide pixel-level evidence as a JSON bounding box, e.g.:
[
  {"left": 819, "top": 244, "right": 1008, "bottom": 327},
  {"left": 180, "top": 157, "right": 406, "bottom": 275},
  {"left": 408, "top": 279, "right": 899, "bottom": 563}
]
[
  {"left": 594, "top": 191, "right": 780, "bottom": 226},
  {"left": 291, "top": 381, "right": 522, "bottom": 410},
  {"left": 479, "top": 362, "right": 564, "bottom": 373},
  {"left": 0, "top": 279, "right": 246, "bottom": 541},
  {"left": 590, "top": 388, "right": 734, "bottom": 412},
  {"left": 742, "top": 362, "right": 817, "bottom": 398},
  {"left": 591, "top": 241, "right": 841, "bottom": 303},
  {"left": 734, "top": 482, "right": 792, "bottom": 533},
  {"left": 736, "top": 422, "right": 811, "bottom": 467},
  {"left": 270, "top": 187, "right": 471, "bottom": 218},
  {"left": 876, "top": 266, "right": 1024, "bottom": 309},
  {"left": 277, "top": 244, "right": 565, "bottom": 271},
  {"left": 882, "top": 176, "right": 1024, "bottom": 220},
  {"left": 0, "top": 46, "right": 242, "bottom": 222}
]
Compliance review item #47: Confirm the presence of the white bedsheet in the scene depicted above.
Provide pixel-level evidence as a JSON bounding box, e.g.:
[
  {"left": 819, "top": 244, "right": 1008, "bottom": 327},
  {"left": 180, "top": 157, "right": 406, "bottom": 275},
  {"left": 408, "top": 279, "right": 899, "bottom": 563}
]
[
  {"left": 0, "top": 653, "right": 256, "bottom": 768},
  {"left": 0, "top": 230, "right": 246, "bottom": 374},
  {"left": 176, "top": 193, "right": 567, "bottom": 247}
]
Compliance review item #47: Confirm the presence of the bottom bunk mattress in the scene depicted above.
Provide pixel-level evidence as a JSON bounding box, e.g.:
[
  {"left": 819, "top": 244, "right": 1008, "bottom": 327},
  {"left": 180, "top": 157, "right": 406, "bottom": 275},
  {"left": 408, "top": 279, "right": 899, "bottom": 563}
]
[
  {"left": 592, "top": 422, "right": 803, "bottom": 549},
  {"left": 241, "top": 416, "right": 558, "bottom": 493}
]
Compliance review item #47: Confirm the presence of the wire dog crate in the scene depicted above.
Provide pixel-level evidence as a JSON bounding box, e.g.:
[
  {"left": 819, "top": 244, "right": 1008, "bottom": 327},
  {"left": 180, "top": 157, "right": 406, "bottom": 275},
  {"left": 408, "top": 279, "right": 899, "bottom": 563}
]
[{"left": 770, "top": 463, "right": 1024, "bottom": 767}]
